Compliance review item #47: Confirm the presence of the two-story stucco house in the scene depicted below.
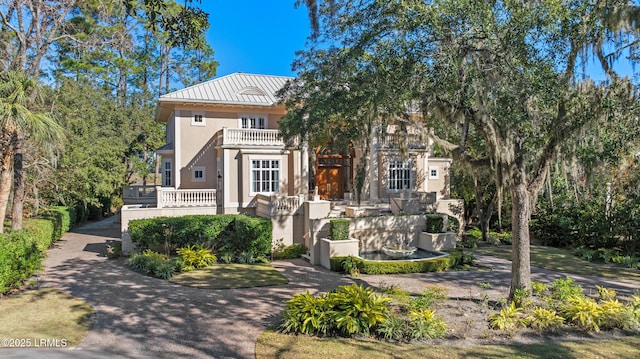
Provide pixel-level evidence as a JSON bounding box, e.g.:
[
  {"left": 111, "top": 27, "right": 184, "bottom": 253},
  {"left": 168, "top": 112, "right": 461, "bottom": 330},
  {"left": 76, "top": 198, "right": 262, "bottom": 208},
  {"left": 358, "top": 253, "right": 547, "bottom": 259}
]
[{"left": 121, "top": 72, "right": 458, "bottom": 255}]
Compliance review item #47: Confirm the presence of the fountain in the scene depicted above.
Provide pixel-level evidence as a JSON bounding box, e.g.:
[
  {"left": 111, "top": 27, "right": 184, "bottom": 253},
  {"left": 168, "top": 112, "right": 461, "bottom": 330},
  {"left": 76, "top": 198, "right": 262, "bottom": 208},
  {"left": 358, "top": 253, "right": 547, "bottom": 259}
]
[
  {"left": 381, "top": 235, "right": 417, "bottom": 258},
  {"left": 359, "top": 233, "right": 449, "bottom": 261}
]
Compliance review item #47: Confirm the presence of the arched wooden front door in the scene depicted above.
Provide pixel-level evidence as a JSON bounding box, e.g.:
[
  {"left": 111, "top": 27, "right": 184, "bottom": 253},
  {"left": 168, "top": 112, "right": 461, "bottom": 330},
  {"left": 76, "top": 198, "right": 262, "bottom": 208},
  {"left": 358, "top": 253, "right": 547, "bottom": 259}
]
[{"left": 315, "top": 147, "right": 353, "bottom": 200}]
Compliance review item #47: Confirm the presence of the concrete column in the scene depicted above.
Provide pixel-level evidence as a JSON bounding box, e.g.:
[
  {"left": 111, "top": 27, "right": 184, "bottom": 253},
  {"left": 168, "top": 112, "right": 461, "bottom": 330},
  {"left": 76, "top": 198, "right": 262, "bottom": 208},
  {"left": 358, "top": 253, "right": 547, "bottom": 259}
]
[{"left": 301, "top": 141, "right": 309, "bottom": 195}]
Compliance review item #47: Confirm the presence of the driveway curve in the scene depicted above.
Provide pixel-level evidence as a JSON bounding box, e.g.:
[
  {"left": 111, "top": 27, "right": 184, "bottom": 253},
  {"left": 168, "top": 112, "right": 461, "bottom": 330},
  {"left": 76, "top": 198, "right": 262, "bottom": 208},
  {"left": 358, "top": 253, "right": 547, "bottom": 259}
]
[{"left": 5, "top": 216, "right": 639, "bottom": 358}]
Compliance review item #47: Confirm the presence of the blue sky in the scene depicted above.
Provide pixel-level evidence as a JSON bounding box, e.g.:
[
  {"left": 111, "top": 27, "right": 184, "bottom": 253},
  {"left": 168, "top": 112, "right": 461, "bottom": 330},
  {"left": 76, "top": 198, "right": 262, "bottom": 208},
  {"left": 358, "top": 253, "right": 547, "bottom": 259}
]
[{"left": 203, "top": 2, "right": 311, "bottom": 78}]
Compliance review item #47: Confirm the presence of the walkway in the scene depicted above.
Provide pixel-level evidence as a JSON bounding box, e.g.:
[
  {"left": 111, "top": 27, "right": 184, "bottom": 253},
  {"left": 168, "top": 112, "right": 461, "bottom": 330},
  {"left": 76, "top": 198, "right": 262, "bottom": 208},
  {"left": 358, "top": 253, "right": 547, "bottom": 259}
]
[{"left": 4, "top": 217, "right": 639, "bottom": 358}]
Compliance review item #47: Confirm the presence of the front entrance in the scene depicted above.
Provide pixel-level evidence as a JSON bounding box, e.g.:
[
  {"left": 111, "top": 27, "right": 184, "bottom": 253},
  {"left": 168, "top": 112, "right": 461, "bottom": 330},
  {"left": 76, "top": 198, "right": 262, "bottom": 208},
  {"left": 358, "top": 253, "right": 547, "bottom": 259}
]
[{"left": 314, "top": 147, "right": 353, "bottom": 200}]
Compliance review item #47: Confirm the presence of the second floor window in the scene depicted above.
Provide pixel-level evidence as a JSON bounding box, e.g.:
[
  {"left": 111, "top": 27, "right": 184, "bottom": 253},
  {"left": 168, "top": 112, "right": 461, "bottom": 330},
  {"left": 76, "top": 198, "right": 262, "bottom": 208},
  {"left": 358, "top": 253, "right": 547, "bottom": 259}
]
[
  {"left": 241, "top": 116, "right": 266, "bottom": 129},
  {"left": 192, "top": 112, "right": 205, "bottom": 126}
]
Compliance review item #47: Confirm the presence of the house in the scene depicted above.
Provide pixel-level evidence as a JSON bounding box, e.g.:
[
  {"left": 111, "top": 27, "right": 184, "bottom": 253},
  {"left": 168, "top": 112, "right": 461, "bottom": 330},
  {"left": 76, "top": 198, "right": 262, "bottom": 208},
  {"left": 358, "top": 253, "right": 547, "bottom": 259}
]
[{"left": 121, "top": 73, "right": 459, "bottom": 259}]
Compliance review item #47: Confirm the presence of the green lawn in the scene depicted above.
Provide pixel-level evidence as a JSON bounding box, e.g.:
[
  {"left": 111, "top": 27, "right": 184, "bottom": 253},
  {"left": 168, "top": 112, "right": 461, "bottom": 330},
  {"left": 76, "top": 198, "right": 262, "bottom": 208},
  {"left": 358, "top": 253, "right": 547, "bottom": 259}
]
[
  {"left": 169, "top": 263, "right": 289, "bottom": 289},
  {"left": 474, "top": 245, "right": 640, "bottom": 282},
  {"left": 256, "top": 330, "right": 640, "bottom": 359},
  {"left": 0, "top": 288, "right": 95, "bottom": 347}
]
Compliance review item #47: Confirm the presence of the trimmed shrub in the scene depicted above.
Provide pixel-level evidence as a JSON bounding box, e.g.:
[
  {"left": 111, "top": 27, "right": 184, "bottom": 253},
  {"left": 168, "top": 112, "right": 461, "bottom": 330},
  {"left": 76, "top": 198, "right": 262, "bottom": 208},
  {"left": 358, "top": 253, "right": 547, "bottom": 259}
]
[
  {"left": 329, "top": 249, "right": 463, "bottom": 274},
  {"left": 0, "top": 212, "right": 75, "bottom": 295},
  {"left": 425, "top": 214, "right": 444, "bottom": 233},
  {"left": 272, "top": 242, "right": 306, "bottom": 260},
  {"left": 0, "top": 232, "right": 42, "bottom": 293},
  {"left": 129, "top": 214, "right": 272, "bottom": 262},
  {"left": 23, "top": 219, "right": 56, "bottom": 252},
  {"left": 330, "top": 219, "right": 350, "bottom": 240},
  {"left": 42, "top": 206, "right": 76, "bottom": 241}
]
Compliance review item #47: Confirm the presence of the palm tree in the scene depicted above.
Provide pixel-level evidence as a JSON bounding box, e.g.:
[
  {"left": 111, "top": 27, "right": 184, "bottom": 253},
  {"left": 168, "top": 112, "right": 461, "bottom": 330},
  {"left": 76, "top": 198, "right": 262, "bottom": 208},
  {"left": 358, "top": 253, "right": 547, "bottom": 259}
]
[{"left": 0, "top": 71, "right": 64, "bottom": 232}]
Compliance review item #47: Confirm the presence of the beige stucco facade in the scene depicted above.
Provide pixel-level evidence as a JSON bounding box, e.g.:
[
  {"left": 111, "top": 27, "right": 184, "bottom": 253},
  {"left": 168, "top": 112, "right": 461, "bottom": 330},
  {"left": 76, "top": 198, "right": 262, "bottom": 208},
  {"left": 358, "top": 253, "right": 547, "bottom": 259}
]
[{"left": 153, "top": 72, "right": 454, "bottom": 222}]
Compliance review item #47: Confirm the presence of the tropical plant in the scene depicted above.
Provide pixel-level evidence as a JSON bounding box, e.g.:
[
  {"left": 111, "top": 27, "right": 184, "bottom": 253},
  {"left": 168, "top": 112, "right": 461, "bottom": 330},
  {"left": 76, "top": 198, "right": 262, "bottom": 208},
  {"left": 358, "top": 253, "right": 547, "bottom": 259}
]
[
  {"left": 176, "top": 244, "right": 217, "bottom": 271},
  {"left": 525, "top": 307, "right": 564, "bottom": 332},
  {"left": 488, "top": 302, "right": 525, "bottom": 331},
  {"left": 407, "top": 308, "right": 447, "bottom": 340},
  {"left": 0, "top": 71, "right": 64, "bottom": 232},
  {"left": 376, "top": 315, "right": 407, "bottom": 341},
  {"left": 331, "top": 284, "right": 391, "bottom": 336},
  {"left": 562, "top": 295, "right": 602, "bottom": 332}
]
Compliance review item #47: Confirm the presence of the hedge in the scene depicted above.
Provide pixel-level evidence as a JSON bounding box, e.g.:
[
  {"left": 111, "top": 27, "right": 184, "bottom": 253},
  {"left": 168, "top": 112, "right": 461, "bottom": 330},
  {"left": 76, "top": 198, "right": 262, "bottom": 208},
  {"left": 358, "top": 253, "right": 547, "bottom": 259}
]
[
  {"left": 330, "top": 218, "right": 350, "bottom": 240},
  {"left": 425, "top": 214, "right": 444, "bottom": 233},
  {"left": 43, "top": 206, "right": 77, "bottom": 241},
  {"left": 0, "top": 206, "right": 75, "bottom": 294},
  {"left": 329, "top": 249, "right": 463, "bottom": 274},
  {"left": 129, "top": 214, "right": 273, "bottom": 260},
  {"left": 0, "top": 232, "right": 42, "bottom": 293}
]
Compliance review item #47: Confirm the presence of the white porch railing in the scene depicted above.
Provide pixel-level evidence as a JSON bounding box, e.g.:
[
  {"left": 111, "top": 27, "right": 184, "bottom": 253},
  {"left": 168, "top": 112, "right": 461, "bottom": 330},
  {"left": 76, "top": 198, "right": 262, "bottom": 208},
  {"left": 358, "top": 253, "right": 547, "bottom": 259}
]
[
  {"left": 221, "top": 128, "right": 285, "bottom": 146},
  {"left": 255, "top": 193, "right": 305, "bottom": 216},
  {"left": 157, "top": 187, "right": 217, "bottom": 208}
]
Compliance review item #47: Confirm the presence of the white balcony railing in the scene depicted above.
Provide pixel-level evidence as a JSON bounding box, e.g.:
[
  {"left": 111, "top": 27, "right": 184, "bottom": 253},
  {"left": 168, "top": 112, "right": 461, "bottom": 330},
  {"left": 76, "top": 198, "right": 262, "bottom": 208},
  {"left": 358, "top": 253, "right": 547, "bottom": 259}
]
[
  {"left": 221, "top": 128, "right": 285, "bottom": 147},
  {"left": 157, "top": 187, "right": 217, "bottom": 208},
  {"left": 381, "top": 133, "right": 426, "bottom": 149}
]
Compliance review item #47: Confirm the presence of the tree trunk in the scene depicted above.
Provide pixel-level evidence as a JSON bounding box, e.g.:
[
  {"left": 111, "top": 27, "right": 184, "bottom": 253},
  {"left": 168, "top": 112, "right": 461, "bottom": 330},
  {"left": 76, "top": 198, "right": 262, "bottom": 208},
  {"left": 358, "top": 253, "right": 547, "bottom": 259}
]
[
  {"left": 510, "top": 174, "right": 532, "bottom": 297},
  {"left": 0, "top": 149, "right": 13, "bottom": 234},
  {"left": 11, "top": 139, "right": 25, "bottom": 230}
]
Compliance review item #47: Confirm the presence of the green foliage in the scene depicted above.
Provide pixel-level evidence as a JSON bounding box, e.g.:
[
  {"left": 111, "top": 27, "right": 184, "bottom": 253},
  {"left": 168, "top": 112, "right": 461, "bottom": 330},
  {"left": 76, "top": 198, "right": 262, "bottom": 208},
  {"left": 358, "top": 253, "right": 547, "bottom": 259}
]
[
  {"left": 129, "top": 214, "right": 272, "bottom": 262},
  {"left": 531, "top": 281, "right": 549, "bottom": 297},
  {"left": 525, "top": 307, "right": 564, "bottom": 331},
  {"left": 376, "top": 315, "right": 408, "bottom": 341},
  {"left": 407, "top": 308, "right": 447, "bottom": 340},
  {"left": 332, "top": 284, "right": 391, "bottom": 336},
  {"left": 424, "top": 214, "right": 444, "bottom": 233},
  {"left": 488, "top": 302, "right": 525, "bottom": 331},
  {"left": 512, "top": 289, "right": 532, "bottom": 308},
  {"left": 271, "top": 240, "right": 306, "bottom": 260},
  {"left": 22, "top": 219, "right": 56, "bottom": 252},
  {"left": 105, "top": 241, "right": 122, "bottom": 259},
  {"left": 42, "top": 206, "right": 77, "bottom": 242},
  {"left": 0, "top": 232, "right": 42, "bottom": 293},
  {"left": 410, "top": 286, "right": 448, "bottom": 310},
  {"left": 128, "top": 250, "right": 181, "bottom": 279},
  {"left": 341, "top": 256, "right": 360, "bottom": 277},
  {"left": 551, "top": 277, "right": 584, "bottom": 302},
  {"left": 0, "top": 214, "right": 74, "bottom": 294},
  {"left": 562, "top": 296, "right": 602, "bottom": 332},
  {"left": 279, "top": 284, "right": 391, "bottom": 337},
  {"left": 329, "top": 250, "right": 463, "bottom": 274},
  {"left": 476, "top": 281, "right": 492, "bottom": 289},
  {"left": 280, "top": 291, "right": 333, "bottom": 335},
  {"left": 573, "top": 247, "right": 597, "bottom": 262},
  {"left": 329, "top": 219, "right": 350, "bottom": 240},
  {"left": 176, "top": 244, "right": 217, "bottom": 271}
]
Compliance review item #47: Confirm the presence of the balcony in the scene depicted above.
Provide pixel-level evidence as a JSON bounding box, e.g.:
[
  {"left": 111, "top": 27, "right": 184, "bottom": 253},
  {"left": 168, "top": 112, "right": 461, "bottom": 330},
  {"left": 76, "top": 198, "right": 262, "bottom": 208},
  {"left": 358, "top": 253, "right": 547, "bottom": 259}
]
[
  {"left": 217, "top": 128, "right": 285, "bottom": 147},
  {"left": 380, "top": 133, "right": 427, "bottom": 149}
]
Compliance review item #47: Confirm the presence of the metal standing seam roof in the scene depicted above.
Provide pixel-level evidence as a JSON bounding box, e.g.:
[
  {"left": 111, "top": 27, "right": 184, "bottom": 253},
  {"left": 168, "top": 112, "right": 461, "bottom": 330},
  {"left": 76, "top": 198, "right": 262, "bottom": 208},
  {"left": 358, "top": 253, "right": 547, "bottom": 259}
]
[{"left": 158, "top": 73, "right": 293, "bottom": 106}]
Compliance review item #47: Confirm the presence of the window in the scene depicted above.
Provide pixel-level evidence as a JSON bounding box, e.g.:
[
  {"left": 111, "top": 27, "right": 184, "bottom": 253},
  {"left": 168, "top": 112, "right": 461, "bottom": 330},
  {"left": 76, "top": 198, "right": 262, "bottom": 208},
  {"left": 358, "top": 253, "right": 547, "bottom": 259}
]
[
  {"left": 192, "top": 166, "right": 206, "bottom": 182},
  {"left": 241, "top": 116, "right": 266, "bottom": 129},
  {"left": 388, "top": 159, "right": 413, "bottom": 191},
  {"left": 191, "top": 112, "right": 205, "bottom": 126},
  {"left": 251, "top": 160, "right": 279, "bottom": 193},
  {"left": 163, "top": 160, "right": 172, "bottom": 187},
  {"left": 429, "top": 166, "right": 439, "bottom": 179}
]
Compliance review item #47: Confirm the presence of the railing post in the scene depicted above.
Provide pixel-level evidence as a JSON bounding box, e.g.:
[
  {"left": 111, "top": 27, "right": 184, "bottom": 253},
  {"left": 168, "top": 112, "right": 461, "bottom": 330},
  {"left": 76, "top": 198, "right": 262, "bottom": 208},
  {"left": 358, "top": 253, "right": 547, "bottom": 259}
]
[{"left": 156, "top": 186, "right": 164, "bottom": 208}]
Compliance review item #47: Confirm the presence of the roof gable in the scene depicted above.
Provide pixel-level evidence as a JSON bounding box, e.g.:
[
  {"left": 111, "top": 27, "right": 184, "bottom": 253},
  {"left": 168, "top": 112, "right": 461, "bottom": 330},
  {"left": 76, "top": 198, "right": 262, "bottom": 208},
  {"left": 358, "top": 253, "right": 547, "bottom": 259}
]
[{"left": 158, "top": 73, "right": 292, "bottom": 106}]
